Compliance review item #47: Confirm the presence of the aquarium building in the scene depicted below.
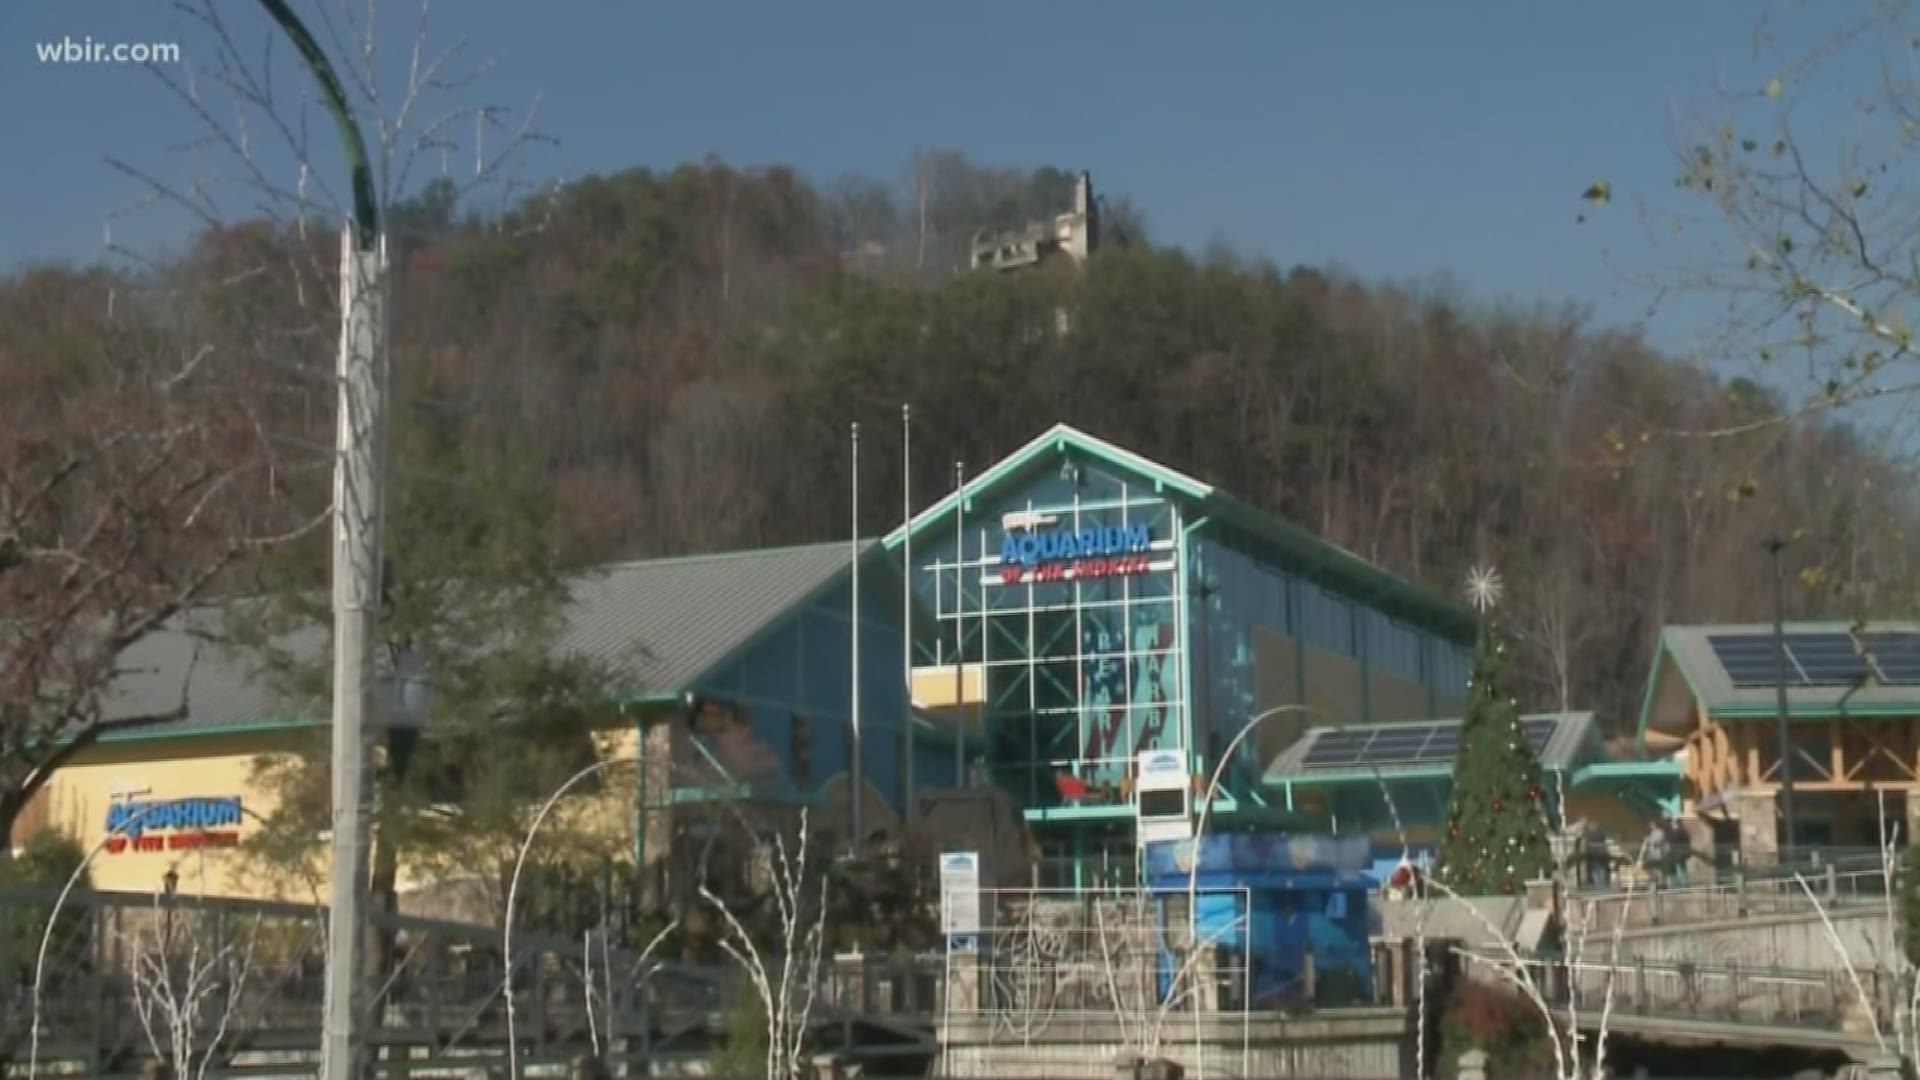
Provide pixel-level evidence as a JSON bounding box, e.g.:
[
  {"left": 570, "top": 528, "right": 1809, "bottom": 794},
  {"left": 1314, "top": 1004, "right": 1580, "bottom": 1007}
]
[{"left": 888, "top": 424, "right": 1478, "bottom": 886}]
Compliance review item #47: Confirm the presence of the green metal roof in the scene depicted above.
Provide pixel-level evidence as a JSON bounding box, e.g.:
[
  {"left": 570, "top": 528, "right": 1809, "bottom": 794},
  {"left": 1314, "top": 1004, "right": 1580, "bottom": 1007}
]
[
  {"left": 1635, "top": 622, "right": 1920, "bottom": 749},
  {"left": 881, "top": 423, "right": 1476, "bottom": 640},
  {"left": 94, "top": 542, "right": 899, "bottom": 744}
]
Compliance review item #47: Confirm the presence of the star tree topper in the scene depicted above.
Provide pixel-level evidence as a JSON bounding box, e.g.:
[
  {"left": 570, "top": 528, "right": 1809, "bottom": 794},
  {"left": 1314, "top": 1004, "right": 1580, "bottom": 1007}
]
[{"left": 1465, "top": 566, "right": 1504, "bottom": 614}]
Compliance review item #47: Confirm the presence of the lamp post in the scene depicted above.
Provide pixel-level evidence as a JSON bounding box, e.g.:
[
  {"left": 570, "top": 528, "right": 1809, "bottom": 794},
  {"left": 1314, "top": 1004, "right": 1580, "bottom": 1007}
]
[
  {"left": 249, "top": 4, "right": 385, "bottom": 1076},
  {"left": 1763, "top": 535, "right": 1796, "bottom": 867},
  {"left": 162, "top": 866, "right": 179, "bottom": 956},
  {"left": 1180, "top": 703, "right": 1333, "bottom": 1080}
]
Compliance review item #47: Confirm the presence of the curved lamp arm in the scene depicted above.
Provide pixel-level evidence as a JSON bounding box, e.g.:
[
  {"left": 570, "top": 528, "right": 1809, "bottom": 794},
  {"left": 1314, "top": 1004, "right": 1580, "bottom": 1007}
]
[{"left": 252, "top": 0, "right": 380, "bottom": 250}]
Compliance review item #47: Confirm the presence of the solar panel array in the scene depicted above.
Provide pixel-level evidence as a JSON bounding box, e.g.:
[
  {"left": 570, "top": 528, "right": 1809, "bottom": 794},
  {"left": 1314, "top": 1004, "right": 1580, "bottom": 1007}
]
[
  {"left": 1706, "top": 631, "right": 1920, "bottom": 689},
  {"left": 1298, "top": 717, "right": 1559, "bottom": 770}
]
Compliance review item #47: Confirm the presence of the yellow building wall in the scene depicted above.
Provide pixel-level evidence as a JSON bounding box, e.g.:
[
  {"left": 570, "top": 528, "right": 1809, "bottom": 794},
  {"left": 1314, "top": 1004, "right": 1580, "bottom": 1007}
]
[
  {"left": 28, "top": 721, "right": 649, "bottom": 906},
  {"left": 33, "top": 730, "right": 305, "bottom": 900}
]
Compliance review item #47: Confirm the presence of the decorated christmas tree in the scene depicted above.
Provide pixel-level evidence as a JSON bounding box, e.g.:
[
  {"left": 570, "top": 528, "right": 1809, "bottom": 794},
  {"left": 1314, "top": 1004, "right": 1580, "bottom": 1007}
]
[{"left": 1433, "top": 568, "right": 1554, "bottom": 896}]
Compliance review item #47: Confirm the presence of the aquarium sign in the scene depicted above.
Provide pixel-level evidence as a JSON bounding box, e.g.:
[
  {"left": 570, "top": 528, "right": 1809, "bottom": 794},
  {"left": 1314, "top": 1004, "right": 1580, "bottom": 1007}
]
[
  {"left": 104, "top": 796, "right": 244, "bottom": 855},
  {"left": 997, "top": 522, "right": 1154, "bottom": 585}
]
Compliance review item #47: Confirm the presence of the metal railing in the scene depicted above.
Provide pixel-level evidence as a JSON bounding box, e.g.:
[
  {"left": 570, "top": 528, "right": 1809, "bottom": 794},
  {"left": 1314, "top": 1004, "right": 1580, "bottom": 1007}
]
[
  {"left": 1569, "top": 857, "right": 1896, "bottom": 932},
  {"left": 0, "top": 885, "right": 735, "bottom": 1075},
  {"left": 1458, "top": 949, "right": 1901, "bottom": 1035}
]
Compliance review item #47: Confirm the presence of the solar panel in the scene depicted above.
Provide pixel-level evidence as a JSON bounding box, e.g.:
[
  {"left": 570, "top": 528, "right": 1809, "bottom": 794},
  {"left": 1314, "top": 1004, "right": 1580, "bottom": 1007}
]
[
  {"left": 1783, "top": 633, "right": 1872, "bottom": 686},
  {"left": 1415, "top": 732, "right": 1459, "bottom": 761},
  {"left": 1301, "top": 732, "right": 1367, "bottom": 767},
  {"left": 1297, "top": 717, "right": 1563, "bottom": 771},
  {"left": 1709, "top": 630, "right": 1920, "bottom": 689},
  {"left": 1709, "top": 634, "right": 1790, "bottom": 688},
  {"left": 1521, "top": 718, "right": 1557, "bottom": 753},
  {"left": 1866, "top": 633, "right": 1920, "bottom": 685}
]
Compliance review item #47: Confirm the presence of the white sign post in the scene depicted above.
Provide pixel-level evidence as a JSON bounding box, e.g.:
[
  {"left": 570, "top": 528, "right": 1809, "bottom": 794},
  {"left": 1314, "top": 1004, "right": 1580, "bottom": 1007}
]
[
  {"left": 940, "top": 852, "right": 982, "bottom": 943},
  {"left": 1136, "top": 749, "right": 1194, "bottom": 847}
]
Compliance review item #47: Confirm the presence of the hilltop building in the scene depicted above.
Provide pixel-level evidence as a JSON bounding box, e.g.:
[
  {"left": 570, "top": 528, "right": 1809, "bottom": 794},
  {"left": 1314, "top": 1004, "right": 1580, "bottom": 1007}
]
[{"left": 969, "top": 172, "right": 1099, "bottom": 273}]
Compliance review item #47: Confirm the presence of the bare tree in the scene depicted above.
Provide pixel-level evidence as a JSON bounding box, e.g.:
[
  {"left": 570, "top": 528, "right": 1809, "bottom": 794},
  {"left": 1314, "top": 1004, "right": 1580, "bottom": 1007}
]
[
  {"left": 699, "top": 805, "right": 830, "bottom": 1080},
  {"left": 0, "top": 274, "right": 320, "bottom": 850},
  {"left": 120, "top": 894, "right": 263, "bottom": 1080},
  {"left": 1643, "top": 2, "right": 1920, "bottom": 441}
]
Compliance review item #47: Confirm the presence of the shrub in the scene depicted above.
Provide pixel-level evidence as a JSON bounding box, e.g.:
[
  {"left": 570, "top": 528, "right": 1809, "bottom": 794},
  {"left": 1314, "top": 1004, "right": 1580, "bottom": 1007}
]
[
  {"left": 0, "top": 829, "right": 92, "bottom": 984},
  {"left": 1437, "top": 980, "right": 1552, "bottom": 1078},
  {"left": 710, "top": 983, "right": 770, "bottom": 1080}
]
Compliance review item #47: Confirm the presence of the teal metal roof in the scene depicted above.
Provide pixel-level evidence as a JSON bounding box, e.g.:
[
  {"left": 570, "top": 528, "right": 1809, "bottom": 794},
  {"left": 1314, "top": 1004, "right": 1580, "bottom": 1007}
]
[
  {"left": 1636, "top": 622, "right": 1920, "bottom": 748},
  {"left": 1569, "top": 760, "right": 1681, "bottom": 786},
  {"left": 881, "top": 423, "right": 1476, "bottom": 640}
]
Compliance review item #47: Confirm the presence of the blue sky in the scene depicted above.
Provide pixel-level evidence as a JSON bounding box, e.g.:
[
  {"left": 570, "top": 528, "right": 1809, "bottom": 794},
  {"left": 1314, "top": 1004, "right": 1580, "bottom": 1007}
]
[{"left": 1, "top": 2, "right": 1823, "bottom": 358}]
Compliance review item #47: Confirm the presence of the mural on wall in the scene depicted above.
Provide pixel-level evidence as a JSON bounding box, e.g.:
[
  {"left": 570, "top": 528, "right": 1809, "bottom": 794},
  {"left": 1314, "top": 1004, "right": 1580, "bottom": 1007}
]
[{"left": 1078, "top": 607, "right": 1182, "bottom": 785}]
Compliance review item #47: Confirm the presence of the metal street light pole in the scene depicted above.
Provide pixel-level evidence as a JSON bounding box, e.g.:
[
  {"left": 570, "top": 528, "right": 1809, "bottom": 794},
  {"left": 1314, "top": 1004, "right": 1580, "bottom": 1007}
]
[
  {"left": 1182, "top": 703, "right": 1332, "bottom": 1080},
  {"left": 1763, "top": 535, "right": 1796, "bottom": 867},
  {"left": 851, "top": 421, "right": 864, "bottom": 854},
  {"left": 251, "top": 3, "right": 384, "bottom": 1076}
]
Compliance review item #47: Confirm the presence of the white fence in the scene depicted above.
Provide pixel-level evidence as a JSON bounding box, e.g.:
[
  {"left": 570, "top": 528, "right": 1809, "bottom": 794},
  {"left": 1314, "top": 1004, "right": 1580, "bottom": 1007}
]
[{"left": 943, "top": 887, "right": 1253, "bottom": 1028}]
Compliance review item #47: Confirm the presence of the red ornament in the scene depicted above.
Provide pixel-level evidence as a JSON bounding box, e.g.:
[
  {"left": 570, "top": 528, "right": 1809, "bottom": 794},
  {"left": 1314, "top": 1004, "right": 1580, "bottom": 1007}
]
[{"left": 1492, "top": 797, "right": 1504, "bottom": 813}]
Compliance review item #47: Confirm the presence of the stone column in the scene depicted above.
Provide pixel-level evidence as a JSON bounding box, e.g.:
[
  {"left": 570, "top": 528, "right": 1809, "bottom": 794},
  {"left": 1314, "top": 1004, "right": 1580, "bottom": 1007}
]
[
  {"left": 1191, "top": 944, "right": 1220, "bottom": 1012},
  {"left": 640, "top": 714, "right": 683, "bottom": 910},
  {"left": 946, "top": 950, "right": 981, "bottom": 1013},
  {"left": 1680, "top": 813, "right": 1717, "bottom": 886},
  {"left": 1456, "top": 1049, "right": 1488, "bottom": 1080},
  {"left": 1731, "top": 791, "right": 1779, "bottom": 868},
  {"left": 1524, "top": 877, "right": 1559, "bottom": 917}
]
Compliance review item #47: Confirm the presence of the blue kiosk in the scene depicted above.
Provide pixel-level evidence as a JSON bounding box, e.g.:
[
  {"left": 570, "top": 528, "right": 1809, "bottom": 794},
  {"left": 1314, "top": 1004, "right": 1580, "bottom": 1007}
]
[{"left": 1143, "top": 832, "right": 1375, "bottom": 1007}]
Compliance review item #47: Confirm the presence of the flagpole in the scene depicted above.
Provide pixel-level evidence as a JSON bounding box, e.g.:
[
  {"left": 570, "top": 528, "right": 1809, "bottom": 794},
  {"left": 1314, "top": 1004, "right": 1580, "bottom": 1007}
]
[
  {"left": 953, "top": 460, "right": 966, "bottom": 785},
  {"left": 902, "top": 404, "right": 915, "bottom": 824},
  {"left": 851, "top": 421, "right": 864, "bottom": 855}
]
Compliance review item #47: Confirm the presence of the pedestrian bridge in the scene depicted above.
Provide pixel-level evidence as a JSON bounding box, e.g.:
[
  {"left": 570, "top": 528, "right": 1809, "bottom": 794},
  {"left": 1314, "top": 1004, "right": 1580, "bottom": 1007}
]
[
  {"left": 1459, "top": 950, "right": 1907, "bottom": 1061},
  {"left": 1566, "top": 853, "right": 1891, "bottom": 935}
]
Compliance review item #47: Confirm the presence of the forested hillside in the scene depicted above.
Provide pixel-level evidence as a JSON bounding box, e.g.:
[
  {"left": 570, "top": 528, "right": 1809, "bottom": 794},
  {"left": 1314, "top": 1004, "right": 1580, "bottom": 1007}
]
[{"left": 11, "top": 155, "right": 1917, "bottom": 733}]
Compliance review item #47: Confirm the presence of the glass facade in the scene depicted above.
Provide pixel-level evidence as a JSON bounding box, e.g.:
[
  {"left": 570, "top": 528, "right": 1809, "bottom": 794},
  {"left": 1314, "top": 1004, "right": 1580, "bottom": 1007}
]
[
  {"left": 906, "top": 441, "right": 1473, "bottom": 849},
  {"left": 697, "top": 574, "right": 940, "bottom": 815},
  {"left": 913, "top": 458, "right": 1187, "bottom": 808},
  {"left": 1189, "top": 531, "right": 1472, "bottom": 800}
]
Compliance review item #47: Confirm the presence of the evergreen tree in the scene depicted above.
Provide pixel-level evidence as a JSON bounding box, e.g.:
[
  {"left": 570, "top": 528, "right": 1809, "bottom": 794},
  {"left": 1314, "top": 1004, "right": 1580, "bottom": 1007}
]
[{"left": 1435, "top": 570, "right": 1554, "bottom": 896}]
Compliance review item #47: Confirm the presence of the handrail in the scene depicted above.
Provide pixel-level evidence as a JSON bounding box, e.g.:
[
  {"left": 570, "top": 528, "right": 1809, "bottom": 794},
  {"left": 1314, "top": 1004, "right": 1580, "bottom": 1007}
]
[
  {"left": 1454, "top": 946, "right": 1904, "bottom": 1035},
  {"left": 1578, "top": 866, "right": 1888, "bottom": 904},
  {"left": 1570, "top": 860, "right": 1894, "bottom": 927},
  {"left": 1460, "top": 949, "right": 1850, "bottom": 985},
  {"left": 1571, "top": 849, "right": 1897, "bottom": 898}
]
